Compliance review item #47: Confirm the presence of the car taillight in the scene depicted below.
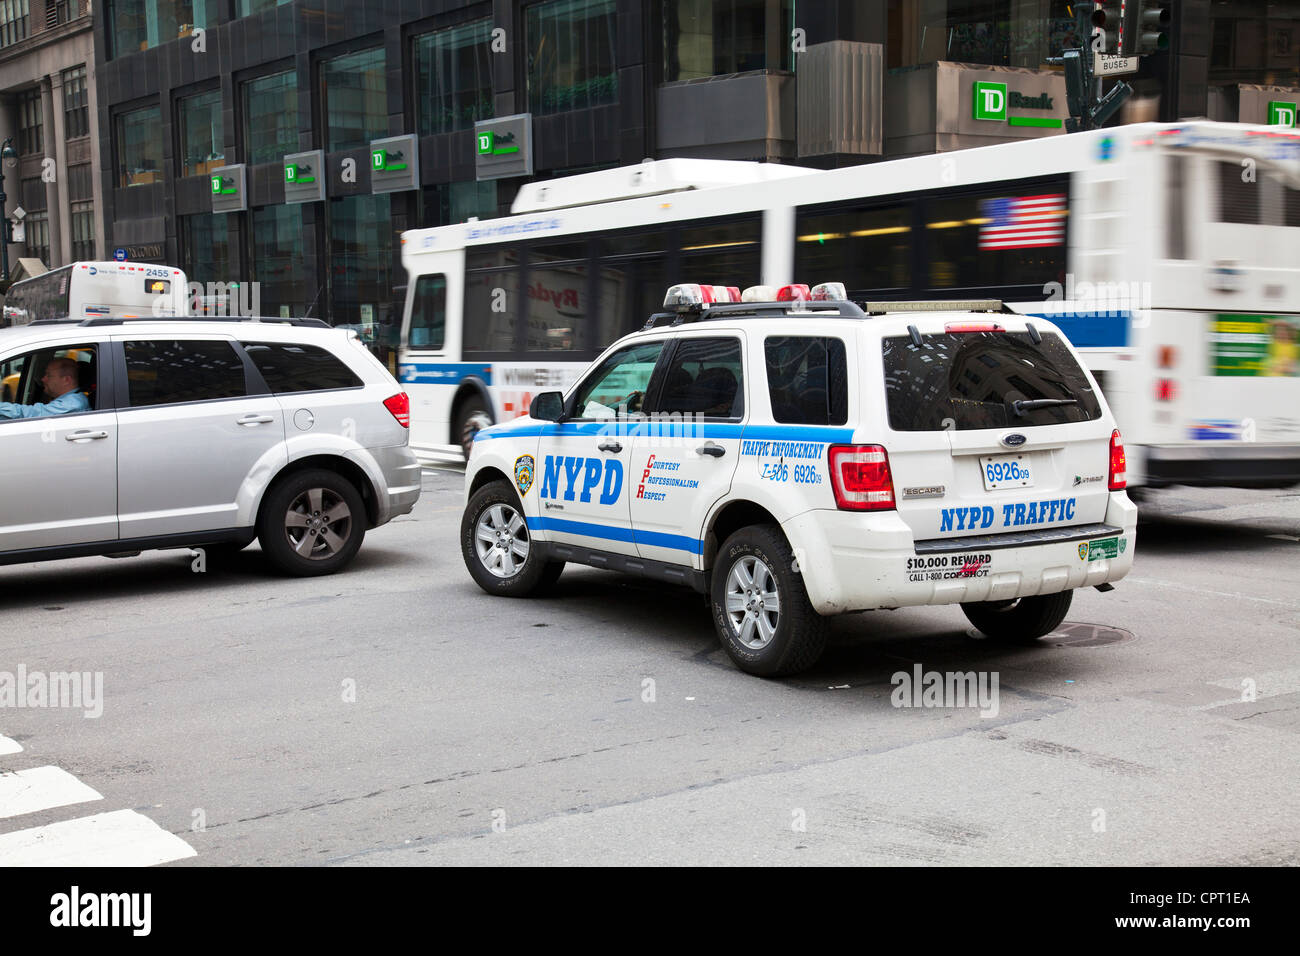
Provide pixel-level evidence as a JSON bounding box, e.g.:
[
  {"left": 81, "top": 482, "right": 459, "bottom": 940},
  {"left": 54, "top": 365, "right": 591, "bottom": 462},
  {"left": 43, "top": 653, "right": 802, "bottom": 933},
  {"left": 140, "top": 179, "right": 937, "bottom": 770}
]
[
  {"left": 384, "top": 392, "right": 410, "bottom": 427},
  {"left": 828, "top": 445, "right": 895, "bottom": 511},
  {"left": 1108, "top": 429, "right": 1127, "bottom": 490},
  {"left": 1155, "top": 378, "right": 1177, "bottom": 401}
]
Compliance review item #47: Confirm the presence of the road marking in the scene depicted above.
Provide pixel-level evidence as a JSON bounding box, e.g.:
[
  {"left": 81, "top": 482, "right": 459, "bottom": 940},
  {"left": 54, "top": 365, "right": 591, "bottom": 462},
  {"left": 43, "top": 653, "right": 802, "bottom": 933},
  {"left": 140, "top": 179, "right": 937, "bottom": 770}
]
[
  {"left": 0, "top": 736, "right": 21, "bottom": 756},
  {"left": 0, "top": 766, "right": 101, "bottom": 819},
  {"left": 0, "top": 809, "right": 197, "bottom": 867},
  {"left": 1126, "top": 576, "right": 1300, "bottom": 609}
]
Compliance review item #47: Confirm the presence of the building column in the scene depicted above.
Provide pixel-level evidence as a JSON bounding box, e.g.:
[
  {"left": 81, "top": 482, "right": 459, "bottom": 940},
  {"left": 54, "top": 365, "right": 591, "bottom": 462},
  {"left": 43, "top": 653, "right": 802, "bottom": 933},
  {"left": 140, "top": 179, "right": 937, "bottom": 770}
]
[
  {"left": 38, "top": 77, "right": 65, "bottom": 267},
  {"left": 86, "top": 60, "right": 104, "bottom": 260},
  {"left": 48, "top": 72, "right": 72, "bottom": 265}
]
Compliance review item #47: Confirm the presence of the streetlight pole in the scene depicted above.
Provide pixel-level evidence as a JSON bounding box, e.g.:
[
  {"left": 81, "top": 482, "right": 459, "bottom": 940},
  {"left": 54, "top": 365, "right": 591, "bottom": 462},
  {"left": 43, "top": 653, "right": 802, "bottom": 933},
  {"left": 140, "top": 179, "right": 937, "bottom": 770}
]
[{"left": 0, "top": 137, "right": 15, "bottom": 286}]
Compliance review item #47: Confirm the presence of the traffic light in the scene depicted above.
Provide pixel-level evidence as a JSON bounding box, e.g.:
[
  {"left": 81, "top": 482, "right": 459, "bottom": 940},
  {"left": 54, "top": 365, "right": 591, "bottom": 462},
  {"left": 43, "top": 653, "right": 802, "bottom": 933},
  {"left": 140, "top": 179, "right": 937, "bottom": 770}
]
[
  {"left": 1090, "top": 3, "right": 1123, "bottom": 54},
  {"left": 1136, "top": 1, "right": 1171, "bottom": 54},
  {"left": 1061, "top": 49, "right": 1090, "bottom": 122}
]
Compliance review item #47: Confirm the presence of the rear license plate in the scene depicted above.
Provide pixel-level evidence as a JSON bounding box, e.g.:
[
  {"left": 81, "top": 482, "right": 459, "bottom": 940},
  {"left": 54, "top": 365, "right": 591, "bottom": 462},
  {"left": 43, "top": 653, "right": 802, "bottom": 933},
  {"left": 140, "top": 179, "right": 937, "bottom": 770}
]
[{"left": 980, "top": 454, "right": 1033, "bottom": 490}]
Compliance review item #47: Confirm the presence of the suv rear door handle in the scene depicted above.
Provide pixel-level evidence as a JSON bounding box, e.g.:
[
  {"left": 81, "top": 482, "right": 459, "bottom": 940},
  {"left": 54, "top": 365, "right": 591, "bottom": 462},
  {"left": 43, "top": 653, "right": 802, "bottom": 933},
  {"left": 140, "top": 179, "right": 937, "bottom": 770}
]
[
  {"left": 237, "top": 414, "right": 275, "bottom": 426},
  {"left": 65, "top": 430, "right": 108, "bottom": 442},
  {"left": 696, "top": 442, "right": 726, "bottom": 458},
  {"left": 598, "top": 440, "right": 622, "bottom": 453}
]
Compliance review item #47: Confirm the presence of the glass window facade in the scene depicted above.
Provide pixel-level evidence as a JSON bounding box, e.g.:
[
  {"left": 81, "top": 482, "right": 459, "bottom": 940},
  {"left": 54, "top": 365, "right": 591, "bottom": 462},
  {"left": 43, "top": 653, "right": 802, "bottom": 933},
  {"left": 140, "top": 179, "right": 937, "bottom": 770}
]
[
  {"left": 244, "top": 71, "right": 298, "bottom": 165},
  {"left": 25, "top": 214, "right": 50, "bottom": 267},
  {"left": 237, "top": 0, "right": 291, "bottom": 16},
  {"left": 251, "top": 205, "right": 306, "bottom": 316},
  {"left": 0, "top": 0, "right": 29, "bottom": 48},
  {"left": 17, "top": 89, "right": 42, "bottom": 156},
  {"left": 663, "top": 0, "right": 795, "bottom": 81},
  {"left": 63, "top": 67, "right": 90, "bottom": 140},
  {"left": 116, "top": 105, "right": 164, "bottom": 187},
  {"left": 180, "top": 213, "right": 236, "bottom": 287},
  {"left": 414, "top": 19, "right": 494, "bottom": 135},
  {"left": 526, "top": 0, "right": 618, "bottom": 115},
  {"left": 1209, "top": 8, "right": 1300, "bottom": 88},
  {"left": 71, "top": 203, "right": 95, "bottom": 261},
  {"left": 328, "top": 194, "right": 392, "bottom": 335},
  {"left": 322, "top": 48, "right": 387, "bottom": 151},
  {"left": 109, "top": 1, "right": 212, "bottom": 59},
  {"left": 889, "top": 0, "right": 1077, "bottom": 70},
  {"left": 178, "top": 90, "right": 224, "bottom": 177},
  {"left": 422, "top": 180, "right": 498, "bottom": 226}
]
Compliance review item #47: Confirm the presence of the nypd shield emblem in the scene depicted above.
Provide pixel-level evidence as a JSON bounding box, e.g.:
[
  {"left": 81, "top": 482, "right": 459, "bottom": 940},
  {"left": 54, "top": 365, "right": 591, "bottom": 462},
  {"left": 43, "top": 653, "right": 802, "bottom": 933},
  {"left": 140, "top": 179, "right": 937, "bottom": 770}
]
[
  {"left": 514, "top": 455, "right": 535, "bottom": 496},
  {"left": 1078, "top": 543, "right": 1089, "bottom": 561}
]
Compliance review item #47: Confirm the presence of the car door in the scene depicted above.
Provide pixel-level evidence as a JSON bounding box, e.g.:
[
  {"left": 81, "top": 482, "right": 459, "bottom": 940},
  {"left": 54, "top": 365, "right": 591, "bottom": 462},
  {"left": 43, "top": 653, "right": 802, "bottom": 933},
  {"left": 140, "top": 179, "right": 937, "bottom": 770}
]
[
  {"left": 113, "top": 335, "right": 288, "bottom": 539},
  {"left": 0, "top": 339, "right": 118, "bottom": 552},
  {"left": 533, "top": 339, "right": 666, "bottom": 557},
  {"left": 630, "top": 332, "right": 746, "bottom": 567}
]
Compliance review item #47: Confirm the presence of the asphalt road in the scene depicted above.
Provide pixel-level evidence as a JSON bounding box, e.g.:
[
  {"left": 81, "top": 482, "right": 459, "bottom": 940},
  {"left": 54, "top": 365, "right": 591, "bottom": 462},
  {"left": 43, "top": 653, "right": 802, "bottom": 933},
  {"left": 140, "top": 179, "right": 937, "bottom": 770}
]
[{"left": 1, "top": 471, "right": 1297, "bottom": 866}]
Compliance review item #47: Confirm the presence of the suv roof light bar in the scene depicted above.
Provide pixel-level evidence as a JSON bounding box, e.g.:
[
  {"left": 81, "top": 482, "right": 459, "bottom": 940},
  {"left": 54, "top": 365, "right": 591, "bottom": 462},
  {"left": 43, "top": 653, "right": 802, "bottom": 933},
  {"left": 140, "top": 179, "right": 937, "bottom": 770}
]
[
  {"left": 59, "top": 315, "right": 332, "bottom": 328},
  {"left": 861, "top": 299, "right": 1005, "bottom": 314},
  {"left": 642, "top": 300, "right": 867, "bottom": 329}
]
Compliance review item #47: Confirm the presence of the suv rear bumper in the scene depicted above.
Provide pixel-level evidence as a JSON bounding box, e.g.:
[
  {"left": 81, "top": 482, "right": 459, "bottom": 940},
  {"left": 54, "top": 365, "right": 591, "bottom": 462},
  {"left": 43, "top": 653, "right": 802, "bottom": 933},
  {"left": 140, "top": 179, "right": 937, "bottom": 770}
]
[
  {"left": 365, "top": 445, "right": 422, "bottom": 524},
  {"left": 784, "top": 495, "right": 1137, "bottom": 615}
]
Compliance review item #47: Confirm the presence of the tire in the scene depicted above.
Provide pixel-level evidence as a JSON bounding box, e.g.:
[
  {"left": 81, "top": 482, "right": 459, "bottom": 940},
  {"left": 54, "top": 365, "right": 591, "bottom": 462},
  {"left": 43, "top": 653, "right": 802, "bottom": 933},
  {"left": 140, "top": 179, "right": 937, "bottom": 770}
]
[
  {"left": 710, "top": 524, "right": 828, "bottom": 677},
  {"left": 962, "top": 590, "right": 1072, "bottom": 643},
  {"left": 454, "top": 396, "right": 493, "bottom": 462},
  {"left": 461, "top": 479, "right": 562, "bottom": 597},
  {"left": 257, "top": 469, "right": 367, "bottom": 576}
]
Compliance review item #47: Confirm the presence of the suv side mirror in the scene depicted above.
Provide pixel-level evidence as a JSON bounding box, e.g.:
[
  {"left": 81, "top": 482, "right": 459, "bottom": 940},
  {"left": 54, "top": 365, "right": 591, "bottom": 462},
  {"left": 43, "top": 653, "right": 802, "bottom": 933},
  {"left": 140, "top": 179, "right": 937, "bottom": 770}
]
[{"left": 530, "top": 391, "right": 565, "bottom": 422}]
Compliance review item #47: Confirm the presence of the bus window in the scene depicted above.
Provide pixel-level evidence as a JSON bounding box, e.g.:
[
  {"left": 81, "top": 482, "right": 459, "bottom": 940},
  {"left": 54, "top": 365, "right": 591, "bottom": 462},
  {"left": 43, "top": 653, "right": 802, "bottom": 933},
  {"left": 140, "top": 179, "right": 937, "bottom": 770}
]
[
  {"left": 925, "top": 185, "right": 1067, "bottom": 292},
  {"left": 525, "top": 239, "right": 592, "bottom": 352},
  {"left": 795, "top": 204, "right": 910, "bottom": 296},
  {"left": 678, "top": 217, "right": 761, "bottom": 297},
  {"left": 1166, "top": 154, "right": 1188, "bottom": 260},
  {"left": 1215, "top": 160, "right": 1260, "bottom": 224},
  {"left": 463, "top": 248, "right": 520, "bottom": 354},
  {"left": 596, "top": 230, "right": 671, "bottom": 343},
  {"left": 408, "top": 274, "right": 447, "bottom": 350}
]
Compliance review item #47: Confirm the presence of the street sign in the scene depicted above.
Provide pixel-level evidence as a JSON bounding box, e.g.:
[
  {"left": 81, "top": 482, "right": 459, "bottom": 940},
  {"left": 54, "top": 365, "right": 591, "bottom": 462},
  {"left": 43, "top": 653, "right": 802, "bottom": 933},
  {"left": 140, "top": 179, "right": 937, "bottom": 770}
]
[
  {"left": 1094, "top": 54, "right": 1138, "bottom": 76},
  {"left": 114, "top": 248, "right": 127, "bottom": 261}
]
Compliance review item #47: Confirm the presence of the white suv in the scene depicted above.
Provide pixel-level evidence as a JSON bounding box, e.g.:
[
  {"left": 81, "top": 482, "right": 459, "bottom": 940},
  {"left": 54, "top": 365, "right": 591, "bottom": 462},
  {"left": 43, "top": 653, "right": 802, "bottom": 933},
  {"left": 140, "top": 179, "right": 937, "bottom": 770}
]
[
  {"left": 0, "top": 316, "right": 421, "bottom": 576},
  {"left": 460, "top": 286, "right": 1136, "bottom": 676}
]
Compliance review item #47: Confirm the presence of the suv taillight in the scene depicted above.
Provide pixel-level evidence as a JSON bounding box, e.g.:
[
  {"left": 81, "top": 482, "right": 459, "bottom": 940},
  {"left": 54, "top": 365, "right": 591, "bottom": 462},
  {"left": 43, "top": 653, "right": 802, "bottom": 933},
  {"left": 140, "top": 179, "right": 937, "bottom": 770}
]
[
  {"left": 1108, "top": 429, "right": 1127, "bottom": 490},
  {"left": 828, "top": 445, "right": 895, "bottom": 511},
  {"left": 384, "top": 392, "right": 410, "bottom": 428}
]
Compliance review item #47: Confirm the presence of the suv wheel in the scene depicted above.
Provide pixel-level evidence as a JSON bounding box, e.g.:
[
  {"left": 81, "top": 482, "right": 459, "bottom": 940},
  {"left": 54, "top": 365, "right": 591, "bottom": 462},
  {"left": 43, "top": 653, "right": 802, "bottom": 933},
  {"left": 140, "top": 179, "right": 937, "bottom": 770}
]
[
  {"left": 258, "top": 469, "right": 367, "bottom": 576},
  {"left": 962, "top": 591, "right": 1072, "bottom": 643},
  {"left": 711, "top": 524, "right": 827, "bottom": 677},
  {"left": 454, "top": 397, "right": 492, "bottom": 461},
  {"left": 461, "top": 480, "right": 563, "bottom": 596}
]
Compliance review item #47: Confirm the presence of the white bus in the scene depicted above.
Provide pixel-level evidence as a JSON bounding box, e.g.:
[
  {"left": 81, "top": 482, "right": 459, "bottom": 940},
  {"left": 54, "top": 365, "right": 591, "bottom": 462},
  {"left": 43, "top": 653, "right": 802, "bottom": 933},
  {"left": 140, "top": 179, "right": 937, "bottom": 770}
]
[
  {"left": 3, "top": 261, "right": 190, "bottom": 326},
  {"left": 399, "top": 121, "right": 1300, "bottom": 490}
]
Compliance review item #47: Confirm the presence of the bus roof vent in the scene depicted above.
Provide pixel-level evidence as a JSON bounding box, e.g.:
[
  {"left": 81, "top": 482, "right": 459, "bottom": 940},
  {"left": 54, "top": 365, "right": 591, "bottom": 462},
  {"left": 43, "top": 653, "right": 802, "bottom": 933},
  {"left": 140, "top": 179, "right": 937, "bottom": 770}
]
[{"left": 509, "top": 159, "right": 818, "bottom": 214}]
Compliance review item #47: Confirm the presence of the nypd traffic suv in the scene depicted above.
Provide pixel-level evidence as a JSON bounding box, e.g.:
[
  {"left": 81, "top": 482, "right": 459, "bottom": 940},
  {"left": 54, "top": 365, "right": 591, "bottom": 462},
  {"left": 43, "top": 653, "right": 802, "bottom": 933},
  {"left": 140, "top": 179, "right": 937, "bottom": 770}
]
[{"left": 459, "top": 283, "right": 1136, "bottom": 677}]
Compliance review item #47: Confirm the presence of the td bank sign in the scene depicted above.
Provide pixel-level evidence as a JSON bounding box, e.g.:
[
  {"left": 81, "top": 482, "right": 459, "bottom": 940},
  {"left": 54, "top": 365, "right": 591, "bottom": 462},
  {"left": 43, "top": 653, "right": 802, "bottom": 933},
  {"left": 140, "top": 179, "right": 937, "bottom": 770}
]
[{"left": 973, "top": 81, "right": 1062, "bottom": 129}]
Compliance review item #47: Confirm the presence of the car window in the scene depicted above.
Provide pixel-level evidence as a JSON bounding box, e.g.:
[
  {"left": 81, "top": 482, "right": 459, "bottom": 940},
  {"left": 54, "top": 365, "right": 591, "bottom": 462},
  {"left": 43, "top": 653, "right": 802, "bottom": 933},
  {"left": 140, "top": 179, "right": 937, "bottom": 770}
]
[
  {"left": 652, "top": 336, "right": 744, "bottom": 420},
  {"left": 572, "top": 341, "right": 664, "bottom": 420},
  {"left": 882, "top": 331, "right": 1102, "bottom": 431},
  {"left": 124, "top": 339, "right": 248, "bottom": 407},
  {"left": 241, "top": 341, "right": 363, "bottom": 393},
  {"left": 0, "top": 344, "right": 99, "bottom": 412},
  {"left": 764, "top": 336, "right": 846, "bottom": 425}
]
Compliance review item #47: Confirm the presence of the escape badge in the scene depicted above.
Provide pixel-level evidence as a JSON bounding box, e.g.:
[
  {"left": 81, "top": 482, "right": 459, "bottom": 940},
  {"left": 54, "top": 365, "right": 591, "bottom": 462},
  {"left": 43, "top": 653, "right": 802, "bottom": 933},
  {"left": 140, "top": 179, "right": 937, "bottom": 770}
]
[{"left": 514, "top": 454, "right": 535, "bottom": 495}]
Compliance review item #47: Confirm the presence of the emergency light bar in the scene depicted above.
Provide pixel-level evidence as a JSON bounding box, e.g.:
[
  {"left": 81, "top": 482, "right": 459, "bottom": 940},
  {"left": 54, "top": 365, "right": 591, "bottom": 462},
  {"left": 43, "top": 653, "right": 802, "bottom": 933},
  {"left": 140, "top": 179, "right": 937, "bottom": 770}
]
[{"left": 861, "top": 299, "right": 1004, "bottom": 314}]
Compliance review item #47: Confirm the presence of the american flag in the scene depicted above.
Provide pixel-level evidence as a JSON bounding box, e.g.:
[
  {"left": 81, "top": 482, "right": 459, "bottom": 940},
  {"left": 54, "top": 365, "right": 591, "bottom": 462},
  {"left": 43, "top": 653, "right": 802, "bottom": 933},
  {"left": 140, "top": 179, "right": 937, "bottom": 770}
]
[{"left": 979, "top": 194, "right": 1067, "bottom": 250}]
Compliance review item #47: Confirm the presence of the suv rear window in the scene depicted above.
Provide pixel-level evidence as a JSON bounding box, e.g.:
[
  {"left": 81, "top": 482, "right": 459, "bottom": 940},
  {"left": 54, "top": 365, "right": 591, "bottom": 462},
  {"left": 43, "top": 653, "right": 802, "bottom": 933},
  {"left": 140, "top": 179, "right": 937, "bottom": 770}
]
[
  {"left": 882, "top": 330, "right": 1101, "bottom": 431},
  {"left": 242, "top": 342, "right": 363, "bottom": 394}
]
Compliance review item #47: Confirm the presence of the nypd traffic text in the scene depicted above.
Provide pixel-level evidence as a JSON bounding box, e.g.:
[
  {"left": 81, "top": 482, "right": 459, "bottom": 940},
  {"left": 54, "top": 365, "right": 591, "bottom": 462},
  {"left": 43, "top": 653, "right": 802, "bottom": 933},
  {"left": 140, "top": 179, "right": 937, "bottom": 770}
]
[{"left": 940, "top": 497, "right": 1077, "bottom": 532}]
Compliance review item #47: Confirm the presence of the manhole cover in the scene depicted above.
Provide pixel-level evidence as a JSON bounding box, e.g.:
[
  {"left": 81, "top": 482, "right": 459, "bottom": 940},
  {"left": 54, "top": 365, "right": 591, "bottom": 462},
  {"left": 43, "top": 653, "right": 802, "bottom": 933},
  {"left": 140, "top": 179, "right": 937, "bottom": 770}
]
[{"left": 1045, "top": 622, "right": 1134, "bottom": 647}]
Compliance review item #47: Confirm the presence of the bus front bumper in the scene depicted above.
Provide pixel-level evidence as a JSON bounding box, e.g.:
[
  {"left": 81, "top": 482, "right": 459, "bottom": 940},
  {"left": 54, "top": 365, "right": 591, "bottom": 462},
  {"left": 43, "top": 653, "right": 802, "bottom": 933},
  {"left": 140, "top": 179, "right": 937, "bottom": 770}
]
[{"left": 1139, "top": 443, "right": 1300, "bottom": 489}]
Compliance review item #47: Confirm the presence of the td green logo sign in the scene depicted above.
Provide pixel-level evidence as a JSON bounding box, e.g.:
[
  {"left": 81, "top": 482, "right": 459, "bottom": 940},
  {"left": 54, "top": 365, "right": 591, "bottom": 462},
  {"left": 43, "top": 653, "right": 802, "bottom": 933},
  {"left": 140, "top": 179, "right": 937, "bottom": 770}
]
[
  {"left": 371, "top": 148, "right": 407, "bottom": 173},
  {"left": 1269, "top": 101, "right": 1298, "bottom": 127},
  {"left": 973, "top": 81, "right": 1007, "bottom": 121}
]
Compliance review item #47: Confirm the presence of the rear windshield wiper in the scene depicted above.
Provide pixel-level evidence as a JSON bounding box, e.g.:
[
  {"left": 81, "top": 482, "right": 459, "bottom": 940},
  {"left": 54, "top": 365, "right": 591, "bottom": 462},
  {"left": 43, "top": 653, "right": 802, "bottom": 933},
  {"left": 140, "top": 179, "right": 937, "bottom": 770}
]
[{"left": 1011, "top": 398, "right": 1078, "bottom": 417}]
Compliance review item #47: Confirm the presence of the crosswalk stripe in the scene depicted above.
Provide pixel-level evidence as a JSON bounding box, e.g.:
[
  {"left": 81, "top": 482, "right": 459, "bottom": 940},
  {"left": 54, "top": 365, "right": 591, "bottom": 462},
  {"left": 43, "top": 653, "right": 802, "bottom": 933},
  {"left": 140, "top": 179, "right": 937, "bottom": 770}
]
[
  {"left": 0, "top": 766, "right": 102, "bottom": 820},
  {"left": 0, "top": 808, "right": 197, "bottom": 866},
  {"left": 0, "top": 736, "right": 21, "bottom": 756}
]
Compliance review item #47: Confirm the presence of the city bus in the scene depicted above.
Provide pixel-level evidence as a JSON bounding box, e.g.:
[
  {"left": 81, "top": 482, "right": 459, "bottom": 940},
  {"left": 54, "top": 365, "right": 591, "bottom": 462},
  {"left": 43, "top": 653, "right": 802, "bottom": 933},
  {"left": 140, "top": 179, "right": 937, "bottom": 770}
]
[
  {"left": 398, "top": 121, "right": 1300, "bottom": 491},
  {"left": 3, "top": 261, "right": 190, "bottom": 326}
]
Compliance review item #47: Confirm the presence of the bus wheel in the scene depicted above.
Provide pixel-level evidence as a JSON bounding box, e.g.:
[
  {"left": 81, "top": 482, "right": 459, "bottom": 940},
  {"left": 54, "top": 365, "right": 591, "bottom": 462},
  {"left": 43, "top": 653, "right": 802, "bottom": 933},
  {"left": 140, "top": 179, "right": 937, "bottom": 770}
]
[{"left": 455, "top": 398, "right": 492, "bottom": 461}]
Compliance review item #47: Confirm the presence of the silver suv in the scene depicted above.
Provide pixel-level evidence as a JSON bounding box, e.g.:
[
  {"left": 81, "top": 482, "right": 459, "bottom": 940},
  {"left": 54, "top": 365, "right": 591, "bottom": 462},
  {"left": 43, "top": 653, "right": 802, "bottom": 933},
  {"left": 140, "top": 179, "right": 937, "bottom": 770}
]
[{"left": 0, "top": 316, "right": 421, "bottom": 576}]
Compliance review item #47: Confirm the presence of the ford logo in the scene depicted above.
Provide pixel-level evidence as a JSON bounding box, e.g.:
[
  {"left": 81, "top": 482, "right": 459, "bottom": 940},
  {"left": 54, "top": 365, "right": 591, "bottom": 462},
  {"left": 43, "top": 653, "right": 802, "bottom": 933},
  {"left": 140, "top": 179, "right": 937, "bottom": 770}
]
[{"left": 1001, "top": 433, "right": 1027, "bottom": 448}]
